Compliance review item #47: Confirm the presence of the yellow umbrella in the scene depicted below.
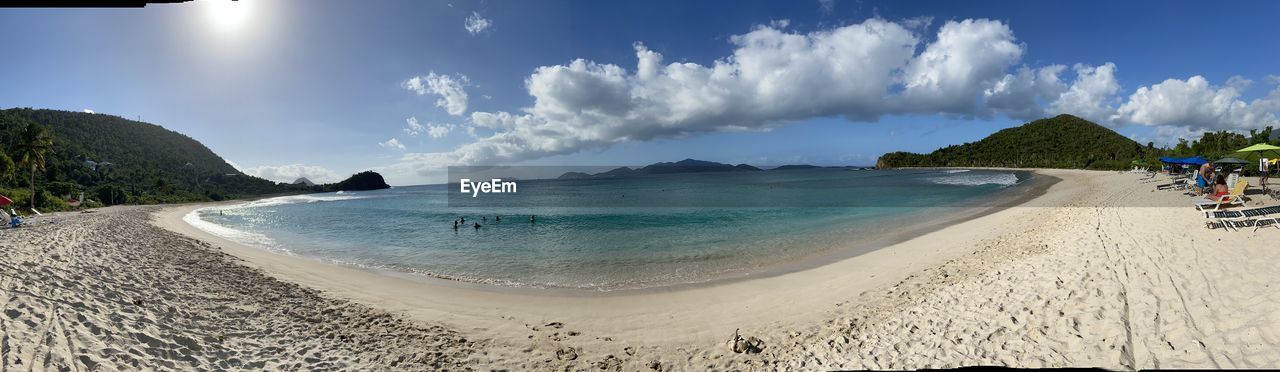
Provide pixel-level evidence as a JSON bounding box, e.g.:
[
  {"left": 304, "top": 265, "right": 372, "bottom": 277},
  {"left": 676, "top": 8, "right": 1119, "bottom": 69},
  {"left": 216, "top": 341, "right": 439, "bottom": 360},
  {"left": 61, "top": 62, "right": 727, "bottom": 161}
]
[{"left": 1232, "top": 143, "right": 1280, "bottom": 162}]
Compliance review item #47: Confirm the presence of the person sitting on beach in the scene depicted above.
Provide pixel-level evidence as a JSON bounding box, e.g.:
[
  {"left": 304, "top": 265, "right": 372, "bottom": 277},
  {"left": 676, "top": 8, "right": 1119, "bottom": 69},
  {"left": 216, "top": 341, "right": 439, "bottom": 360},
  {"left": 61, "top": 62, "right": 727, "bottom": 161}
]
[
  {"left": 10, "top": 215, "right": 21, "bottom": 228},
  {"left": 1210, "top": 174, "right": 1230, "bottom": 200}
]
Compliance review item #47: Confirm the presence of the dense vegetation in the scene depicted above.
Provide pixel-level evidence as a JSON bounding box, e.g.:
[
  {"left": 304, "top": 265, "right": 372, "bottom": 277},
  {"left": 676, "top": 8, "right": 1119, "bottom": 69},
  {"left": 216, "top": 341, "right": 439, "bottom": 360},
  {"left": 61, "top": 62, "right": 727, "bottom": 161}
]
[
  {"left": 323, "top": 171, "right": 390, "bottom": 191},
  {"left": 876, "top": 114, "right": 1280, "bottom": 173},
  {"left": 0, "top": 108, "right": 387, "bottom": 212}
]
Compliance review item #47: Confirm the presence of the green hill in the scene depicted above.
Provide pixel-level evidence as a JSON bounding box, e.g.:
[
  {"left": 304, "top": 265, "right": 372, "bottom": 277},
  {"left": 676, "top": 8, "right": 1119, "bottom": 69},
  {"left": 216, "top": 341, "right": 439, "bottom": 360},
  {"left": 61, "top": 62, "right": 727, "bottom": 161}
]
[
  {"left": 876, "top": 114, "right": 1158, "bottom": 170},
  {"left": 0, "top": 108, "right": 388, "bottom": 210}
]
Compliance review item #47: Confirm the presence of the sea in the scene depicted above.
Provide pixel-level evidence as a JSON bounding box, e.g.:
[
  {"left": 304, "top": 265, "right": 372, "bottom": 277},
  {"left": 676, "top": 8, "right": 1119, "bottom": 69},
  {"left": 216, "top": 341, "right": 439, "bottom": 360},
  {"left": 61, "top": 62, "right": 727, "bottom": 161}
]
[{"left": 185, "top": 168, "right": 1034, "bottom": 291}]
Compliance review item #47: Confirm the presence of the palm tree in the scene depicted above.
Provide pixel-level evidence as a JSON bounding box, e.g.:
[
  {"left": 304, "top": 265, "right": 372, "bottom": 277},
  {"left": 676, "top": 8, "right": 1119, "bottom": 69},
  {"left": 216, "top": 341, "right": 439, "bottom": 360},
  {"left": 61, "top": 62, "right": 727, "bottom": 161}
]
[{"left": 15, "top": 122, "right": 52, "bottom": 210}]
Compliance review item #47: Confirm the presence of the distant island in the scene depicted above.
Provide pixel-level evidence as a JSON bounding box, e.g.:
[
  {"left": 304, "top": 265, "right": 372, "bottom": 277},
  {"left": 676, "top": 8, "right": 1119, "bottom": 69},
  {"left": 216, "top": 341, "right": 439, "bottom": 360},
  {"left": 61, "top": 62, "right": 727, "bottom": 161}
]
[
  {"left": 557, "top": 159, "right": 862, "bottom": 179},
  {"left": 326, "top": 171, "right": 390, "bottom": 191}
]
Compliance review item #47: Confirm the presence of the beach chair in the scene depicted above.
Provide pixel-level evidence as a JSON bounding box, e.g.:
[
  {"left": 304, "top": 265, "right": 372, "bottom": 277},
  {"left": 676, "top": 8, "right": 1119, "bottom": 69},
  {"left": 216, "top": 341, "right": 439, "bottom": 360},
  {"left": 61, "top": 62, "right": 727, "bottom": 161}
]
[
  {"left": 1206, "top": 205, "right": 1280, "bottom": 232},
  {"left": 1157, "top": 176, "right": 1189, "bottom": 190},
  {"left": 1192, "top": 180, "right": 1247, "bottom": 212}
]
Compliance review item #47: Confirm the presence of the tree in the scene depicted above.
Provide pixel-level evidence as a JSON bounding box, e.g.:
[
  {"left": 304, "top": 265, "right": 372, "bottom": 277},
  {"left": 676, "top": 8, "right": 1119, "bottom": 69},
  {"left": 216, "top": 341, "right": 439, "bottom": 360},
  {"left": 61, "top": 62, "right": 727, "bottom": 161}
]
[
  {"left": 0, "top": 152, "right": 14, "bottom": 185},
  {"left": 15, "top": 122, "right": 53, "bottom": 210}
]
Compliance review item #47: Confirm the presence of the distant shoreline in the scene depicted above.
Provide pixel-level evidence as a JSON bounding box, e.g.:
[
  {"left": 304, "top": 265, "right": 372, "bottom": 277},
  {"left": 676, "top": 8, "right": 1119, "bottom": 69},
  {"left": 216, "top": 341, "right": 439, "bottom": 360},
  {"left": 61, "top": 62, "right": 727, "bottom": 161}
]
[{"left": 166, "top": 168, "right": 1057, "bottom": 294}]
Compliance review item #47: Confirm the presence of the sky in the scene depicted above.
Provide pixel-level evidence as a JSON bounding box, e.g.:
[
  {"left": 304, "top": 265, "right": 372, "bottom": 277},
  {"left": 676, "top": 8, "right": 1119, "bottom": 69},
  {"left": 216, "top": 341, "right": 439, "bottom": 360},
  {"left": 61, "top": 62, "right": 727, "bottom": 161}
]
[{"left": 2, "top": 0, "right": 1279, "bottom": 185}]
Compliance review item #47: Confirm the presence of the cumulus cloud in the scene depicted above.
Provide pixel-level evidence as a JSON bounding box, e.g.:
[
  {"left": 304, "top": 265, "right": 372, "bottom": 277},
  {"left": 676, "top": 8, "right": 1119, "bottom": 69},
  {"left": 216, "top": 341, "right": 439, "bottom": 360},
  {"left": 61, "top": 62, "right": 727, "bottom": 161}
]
[
  {"left": 1049, "top": 63, "right": 1121, "bottom": 124},
  {"left": 902, "top": 19, "right": 1023, "bottom": 114},
  {"left": 379, "top": 138, "right": 406, "bottom": 151},
  {"left": 427, "top": 123, "right": 455, "bottom": 138},
  {"left": 403, "top": 116, "right": 454, "bottom": 139},
  {"left": 984, "top": 65, "right": 1067, "bottom": 120},
  {"left": 82, "top": 108, "right": 94, "bottom": 114},
  {"left": 377, "top": 17, "right": 1280, "bottom": 183},
  {"left": 241, "top": 164, "right": 340, "bottom": 184},
  {"left": 390, "top": 18, "right": 1028, "bottom": 174},
  {"left": 1114, "top": 75, "right": 1280, "bottom": 130},
  {"left": 464, "top": 12, "right": 492, "bottom": 35},
  {"left": 403, "top": 117, "right": 425, "bottom": 136},
  {"left": 403, "top": 72, "right": 469, "bottom": 116}
]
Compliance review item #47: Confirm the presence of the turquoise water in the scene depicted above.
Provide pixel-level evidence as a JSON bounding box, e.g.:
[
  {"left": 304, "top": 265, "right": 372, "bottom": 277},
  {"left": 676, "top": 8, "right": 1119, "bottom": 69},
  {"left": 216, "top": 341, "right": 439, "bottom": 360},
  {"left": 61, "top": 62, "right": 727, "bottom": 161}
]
[{"left": 187, "top": 169, "right": 1030, "bottom": 291}]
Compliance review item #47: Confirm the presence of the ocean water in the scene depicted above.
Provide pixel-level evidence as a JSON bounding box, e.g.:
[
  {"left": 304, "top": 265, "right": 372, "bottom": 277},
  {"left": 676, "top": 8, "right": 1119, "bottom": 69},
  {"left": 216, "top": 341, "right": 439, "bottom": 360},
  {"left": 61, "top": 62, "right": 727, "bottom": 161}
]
[{"left": 186, "top": 168, "right": 1031, "bottom": 291}]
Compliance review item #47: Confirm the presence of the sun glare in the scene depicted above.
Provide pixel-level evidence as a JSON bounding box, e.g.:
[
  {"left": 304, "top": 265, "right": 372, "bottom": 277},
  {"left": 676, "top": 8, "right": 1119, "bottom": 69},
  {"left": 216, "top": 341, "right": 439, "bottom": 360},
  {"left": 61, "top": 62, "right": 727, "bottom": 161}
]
[{"left": 203, "top": 0, "right": 253, "bottom": 34}]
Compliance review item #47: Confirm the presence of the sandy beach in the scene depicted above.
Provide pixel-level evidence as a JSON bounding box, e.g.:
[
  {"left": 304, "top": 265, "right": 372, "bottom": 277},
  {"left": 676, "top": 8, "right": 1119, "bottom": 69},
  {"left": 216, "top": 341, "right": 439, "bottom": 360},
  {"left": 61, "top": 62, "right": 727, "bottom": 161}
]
[{"left": 4, "top": 169, "right": 1278, "bottom": 370}]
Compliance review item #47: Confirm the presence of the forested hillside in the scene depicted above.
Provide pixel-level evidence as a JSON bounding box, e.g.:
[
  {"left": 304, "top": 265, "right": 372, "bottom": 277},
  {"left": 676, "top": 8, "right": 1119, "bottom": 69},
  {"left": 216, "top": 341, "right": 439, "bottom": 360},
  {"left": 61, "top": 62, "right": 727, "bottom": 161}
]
[
  {"left": 877, "top": 114, "right": 1158, "bottom": 170},
  {"left": 0, "top": 108, "right": 385, "bottom": 211}
]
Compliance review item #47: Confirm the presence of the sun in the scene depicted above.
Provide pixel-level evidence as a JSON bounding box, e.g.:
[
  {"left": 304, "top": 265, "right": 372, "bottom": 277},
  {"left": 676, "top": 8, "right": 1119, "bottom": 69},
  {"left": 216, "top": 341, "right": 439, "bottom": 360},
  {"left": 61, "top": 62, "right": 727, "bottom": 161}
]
[{"left": 203, "top": 0, "right": 253, "bottom": 34}]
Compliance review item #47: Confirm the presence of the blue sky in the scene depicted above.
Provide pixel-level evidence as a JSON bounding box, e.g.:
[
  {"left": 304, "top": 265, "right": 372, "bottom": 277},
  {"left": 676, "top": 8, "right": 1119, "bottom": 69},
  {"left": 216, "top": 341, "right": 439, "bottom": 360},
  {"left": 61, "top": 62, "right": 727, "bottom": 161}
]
[{"left": 2, "top": 0, "right": 1278, "bottom": 185}]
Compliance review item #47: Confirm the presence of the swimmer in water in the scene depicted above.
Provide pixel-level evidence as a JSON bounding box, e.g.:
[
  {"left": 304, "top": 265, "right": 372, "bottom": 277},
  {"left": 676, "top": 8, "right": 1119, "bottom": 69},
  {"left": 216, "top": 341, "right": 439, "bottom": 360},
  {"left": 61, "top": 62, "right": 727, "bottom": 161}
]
[{"left": 473, "top": 222, "right": 481, "bottom": 229}]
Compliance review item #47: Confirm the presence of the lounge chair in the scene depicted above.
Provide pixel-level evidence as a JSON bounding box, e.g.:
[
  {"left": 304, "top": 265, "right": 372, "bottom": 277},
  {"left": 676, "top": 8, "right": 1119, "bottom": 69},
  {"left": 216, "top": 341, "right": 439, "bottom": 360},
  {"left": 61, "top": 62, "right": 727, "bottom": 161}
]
[
  {"left": 1206, "top": 205, "right": 1280, "bottom": 219},
  {"left": 1157, "top": 174, "right": 1193, "bottom": 190},
  {"left": 1206, "top": 205, "right": 1280, "bottom": 232},
  {"left": 1192, "top": 180, "right": 1247, "bottom": 212}
]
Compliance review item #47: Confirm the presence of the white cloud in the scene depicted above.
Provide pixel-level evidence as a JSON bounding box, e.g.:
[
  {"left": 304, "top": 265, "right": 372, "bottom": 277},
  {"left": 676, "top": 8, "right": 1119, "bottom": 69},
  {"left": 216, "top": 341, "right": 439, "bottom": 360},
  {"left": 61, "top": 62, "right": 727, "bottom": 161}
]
[
  {"left": 403, "top": 72, "right": 470, "bottom": 116},
  {"left": 241, "top": 164, "right": 340, "bottom": 184},
  {"left": 385, "top": 18, "right": 1026, "bottom": 177},
  {"left": 403, "top": 116, "right": 454, "bottom": 139},
  {"left": 427, "top": 123, "right": 455, "bottom": 138},
  {"left": 464, "top": 12, "right": 492, "bottom": 35},
  {"left": 379, "top": 137, "right": 406, "bottom": 151},
  {"left": 1114, "top": 75, "right": 1280, "bottom": 130},
  {"left": 901, "top": 19, "right": 1024, "bottom": 114},
  {"left": 984, "top": 65, "right": 1067, "bottom": 120},
  {"left": 1049, "top": 63, "right": 1121, "bottom": 125},
  {"left": 82, "top": 108, "right": 94, "bottom": 114},
  {"left": 403, "top": 116, "right": 425, "bottom": 136},
  {"left": 374, "top": 17, "right": 1280, "bottom": 184}
]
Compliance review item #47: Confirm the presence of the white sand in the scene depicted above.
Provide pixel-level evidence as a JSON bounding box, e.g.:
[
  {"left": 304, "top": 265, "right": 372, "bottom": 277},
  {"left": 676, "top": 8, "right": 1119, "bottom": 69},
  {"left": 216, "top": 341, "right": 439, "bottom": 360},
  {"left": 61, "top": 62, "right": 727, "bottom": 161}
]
[{"left": 4, "top": 169, "right": 1278, "bottom": 370}]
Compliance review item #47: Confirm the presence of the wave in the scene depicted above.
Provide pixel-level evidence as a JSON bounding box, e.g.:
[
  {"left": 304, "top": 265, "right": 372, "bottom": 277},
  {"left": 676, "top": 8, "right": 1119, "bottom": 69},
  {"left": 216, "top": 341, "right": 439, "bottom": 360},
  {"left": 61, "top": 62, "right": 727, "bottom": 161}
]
[
  {"left": 182, "top": 208, "right": 286, "bottom": 253},
  {"left": 944, "top": 169, "right": 971, "bottom": 173},
  {"left": 927, "top": 172, "right": 1019, "bottom": 187},
  {"left": 239, "top": 193, "right": 370, "bottom": 208}
]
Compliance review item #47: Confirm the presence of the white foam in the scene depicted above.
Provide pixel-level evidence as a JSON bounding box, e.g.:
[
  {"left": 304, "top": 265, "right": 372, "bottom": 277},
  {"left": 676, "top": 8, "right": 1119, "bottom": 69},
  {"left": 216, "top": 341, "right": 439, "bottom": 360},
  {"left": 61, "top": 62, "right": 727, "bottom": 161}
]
[
  {"left": 944, "top": 169, "right": 971, "bottom": 173},
  {"left": 928, "top": 172, "right": 1019, "bottom": 187},
  {"left": 240, "top": 193, "right": 368, "bottom": 208},
  {"left": 182, "top": 208, "right": 288, "bottom": 253}
]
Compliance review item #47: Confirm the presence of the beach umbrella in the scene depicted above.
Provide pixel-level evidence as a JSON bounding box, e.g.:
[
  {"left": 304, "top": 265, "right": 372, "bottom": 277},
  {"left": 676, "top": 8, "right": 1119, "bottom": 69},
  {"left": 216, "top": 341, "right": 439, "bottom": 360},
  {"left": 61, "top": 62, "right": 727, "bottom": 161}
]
[
  {"left": 1232, "top": 143, "right": 1280, "bottom": 162},
  {"left": 0, "top": 194, "right": 10, "bottom": 207},
  {"left": 1177, "top": 156, "right": 1209, "bottom": 166}
]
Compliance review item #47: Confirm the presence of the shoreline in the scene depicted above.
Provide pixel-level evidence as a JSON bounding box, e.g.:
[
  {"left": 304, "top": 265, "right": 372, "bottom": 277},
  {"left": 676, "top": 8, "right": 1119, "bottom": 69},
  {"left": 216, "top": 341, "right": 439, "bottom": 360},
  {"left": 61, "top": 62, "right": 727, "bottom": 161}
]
[
  {"left": 170, "top": 170, "right": 1059, "bottom": 296},
  {"left": 153, "top": 169, "right": 1079, "bottom": 352},
  {"left": 13, "top": 168, "right": 1276, "bottom": 369}
]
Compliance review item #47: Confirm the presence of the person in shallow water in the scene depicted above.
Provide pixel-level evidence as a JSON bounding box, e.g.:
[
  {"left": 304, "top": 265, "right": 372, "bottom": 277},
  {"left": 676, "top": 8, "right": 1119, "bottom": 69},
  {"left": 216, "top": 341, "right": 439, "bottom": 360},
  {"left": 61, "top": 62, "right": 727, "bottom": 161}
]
[
  {"left": 460, "top": 216, "right": 465, "bottom": 223},
  {"left": 473, "top": 222, "right": 481, "bottom": 229},
  {"left": 453, "top": 220, "right": 458, "bottom": 230},
  {"left": 495, "top": 215, "right": 500, "bottom": 222},
  {"left": 530, "top": 215, "right": 535, "bottom": 223}
]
